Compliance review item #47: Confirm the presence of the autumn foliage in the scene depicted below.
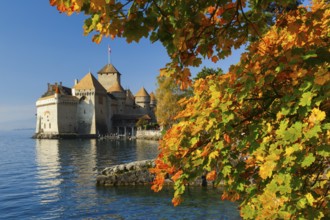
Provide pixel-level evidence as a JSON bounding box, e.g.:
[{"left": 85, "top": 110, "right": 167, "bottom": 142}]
[
  {"left": 50, "top": 0, "right": 306, "bottom": 88},
  {"left": 151, "top": 2, "right": 330, "bottom": 219},
  {"left": 50, "top": 0, "right": 329, "bottom": 219}
]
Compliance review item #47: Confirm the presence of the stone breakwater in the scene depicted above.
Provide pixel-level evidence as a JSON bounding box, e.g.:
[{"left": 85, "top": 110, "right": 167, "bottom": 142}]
[
  {"left": 97, "top": 160, "right": 155, "bottom": 186},
  {"left": 96, "top": 159, "right": 213, "bottom": 187}
]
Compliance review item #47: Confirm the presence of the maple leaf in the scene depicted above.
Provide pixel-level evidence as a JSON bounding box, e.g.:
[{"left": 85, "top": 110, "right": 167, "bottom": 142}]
[
  {"left": 206, "top": 170, "right": 217, "bottom": 181},
  {"left": 309, "top": 108, "right": 326, "bottom": 123},
  {"left": 259, "top": 160, "right": 277, "bottom": 180}
]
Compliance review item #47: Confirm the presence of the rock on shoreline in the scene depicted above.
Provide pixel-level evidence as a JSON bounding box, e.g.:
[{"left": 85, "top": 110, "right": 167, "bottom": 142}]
[
  {"left": 97, "top": 160, "right": 155, "bottom": 186},
  {"left": 96, "top": 159, "right": 214, "bottom": 187}
]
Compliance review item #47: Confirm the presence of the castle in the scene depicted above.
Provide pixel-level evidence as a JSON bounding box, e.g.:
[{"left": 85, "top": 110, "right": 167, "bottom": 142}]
[{"left": 35, "top": 63, "right": 157, "bottom": 138}]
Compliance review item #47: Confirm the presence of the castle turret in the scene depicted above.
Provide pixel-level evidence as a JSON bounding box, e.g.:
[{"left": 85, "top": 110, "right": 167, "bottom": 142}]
[
  {"left": 108, "top": 80, "right": 126, "bottom": 113},
  {"left": 97, "top": 64, "right": 121, "bottom": 90},
  {"left": 107, "top": 80, "right": 125, "bottom": 95},
  {"left": 74, "top": 72, "right": 108, "bottom": 135},
  {"left": 135, "top": 87, "right": 150, "bottom": 109},
  {"left": 149, "top": 92, "right": 157, "bottom": 108}
]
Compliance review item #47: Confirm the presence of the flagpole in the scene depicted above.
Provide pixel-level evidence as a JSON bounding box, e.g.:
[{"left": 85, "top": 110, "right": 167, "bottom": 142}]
[{"left": 108, "top": 44, "right": 111, "bottom": 64}]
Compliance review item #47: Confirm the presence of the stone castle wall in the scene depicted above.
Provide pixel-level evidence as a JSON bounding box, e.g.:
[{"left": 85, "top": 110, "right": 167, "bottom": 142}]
[{"left": 136, "top": 130, "right": 161, "bottom": 140}]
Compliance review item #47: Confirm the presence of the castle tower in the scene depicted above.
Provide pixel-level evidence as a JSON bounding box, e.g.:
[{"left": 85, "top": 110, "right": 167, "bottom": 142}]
[
  {"left": 97, "top": 64, "right": 121, "bottom": 91},
  {"left": 74, "top": 72, "right": 108, "bottom": 135},
  {"left": 135, "top": 87, "right": 150, "bottom": 109},
  {"left": 149, "top": 92, "right": 157, "bottom": 108},
  {"left": 108, "top": 80, "right": 126, "bottom": 113}
]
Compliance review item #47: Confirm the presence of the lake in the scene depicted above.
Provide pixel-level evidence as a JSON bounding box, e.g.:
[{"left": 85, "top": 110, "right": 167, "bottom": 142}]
[{"left": 0, "top": 130, "right": 240, "bottom": 219}]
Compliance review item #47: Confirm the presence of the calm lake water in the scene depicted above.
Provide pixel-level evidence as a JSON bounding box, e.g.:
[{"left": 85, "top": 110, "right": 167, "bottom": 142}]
[{"left": 0, "top": 130, "right": 240, "bottom": 219}]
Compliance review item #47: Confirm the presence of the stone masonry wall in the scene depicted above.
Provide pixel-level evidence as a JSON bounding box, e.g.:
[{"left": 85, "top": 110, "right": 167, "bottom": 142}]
[{"left": 136, "top": 130, "right": 161, "bottom": 140}]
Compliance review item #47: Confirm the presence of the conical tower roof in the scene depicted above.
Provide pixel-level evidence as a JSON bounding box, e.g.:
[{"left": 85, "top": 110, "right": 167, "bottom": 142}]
[
  {"left": 98, "top": 63, "right": 121, "bottom": 75},
  {"left": 74, "top": 72, "right": 106, "bottom": 92},
  {"left": 135, "top": 87, "right": 150, "bottom": 97},
  {"left": 107, "top": 80, "right": 125, "bottom": 93}
]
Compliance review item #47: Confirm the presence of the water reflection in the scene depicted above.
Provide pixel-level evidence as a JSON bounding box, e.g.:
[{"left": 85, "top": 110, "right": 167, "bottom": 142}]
[
  {"left": 35, "top": 139, "right": 62, "bottom": 204},
  {"left": 1, "top": 131, "right": 241, "bottom": 219},
  {"left": 34, "top": 138, "right": 159, "bottom": 209},
  {"left": 33, "top": 138, "right": 240, "bottom": 219}
]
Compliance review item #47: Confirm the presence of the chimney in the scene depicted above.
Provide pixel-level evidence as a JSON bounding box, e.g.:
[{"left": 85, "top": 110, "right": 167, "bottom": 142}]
[{"left": 74, "top": 79, "right": 79, "bottom": 85}]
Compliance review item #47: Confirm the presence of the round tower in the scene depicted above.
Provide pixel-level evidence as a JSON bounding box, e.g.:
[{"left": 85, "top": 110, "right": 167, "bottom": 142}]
[
  {"left": 135, "top": 87, "right": 150, "bottom": 109},
  {"left": 108, "top": 81, "right": 125, "bottom": 99},
  {"left": 108, "top": 81, "right": 126, "bottom": 113}
]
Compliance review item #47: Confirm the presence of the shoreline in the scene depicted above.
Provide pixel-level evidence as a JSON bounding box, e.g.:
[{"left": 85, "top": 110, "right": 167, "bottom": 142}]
[
  {"left": 96, "top": 159, "right": 215, "bottom": 188},
  {"left": 32, "top": 130, "right": 162, "bottom": 140}
]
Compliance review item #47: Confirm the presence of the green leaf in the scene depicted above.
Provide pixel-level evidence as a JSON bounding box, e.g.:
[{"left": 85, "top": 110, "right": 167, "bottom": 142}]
[
  {"left": 222, "top": 165, "right": 231, "bottom": 177},
  {"left": 316, "top": 145, "right": 330, "bottom": 157},
  {"left": 190, "top": 137, "right": 198, "bottom": 145},
  {"left": 237, "top": 183, "right": 245, "bottom": 191},
  {"left": 297, "top": 198, "right": 307, "bottom": 209},
  {"left": 275, "top": 63, "right": 285, "bottom": 73},
  {"left": 305, "top": 124, "right": 322, "bottom": 139},
  {"left": 276, "top": 120, "right": 289, "bottom": 138},
  {"left": 301, "top": 153, "right": 315, "bottom": 168},
  {"left": 284, "top": 122, "right": 303, "bottom": 142},
  {"left": 302, "top": 53, "right": 317, "bottom": 60},
  {"left": 299, "top": 92, "right": 315, "bottom": 106}
]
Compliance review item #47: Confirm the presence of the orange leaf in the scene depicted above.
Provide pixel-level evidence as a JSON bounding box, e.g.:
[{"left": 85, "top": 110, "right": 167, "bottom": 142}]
[
  {"left": 151, "top": 175, "right": 165, "bottom": 192},
  {"left": 207, "top": 6, "right": 216, "bottom": 14},
  {"left": 171, "top": 170, "right": 183, "bottom": 182},
  {"left": 50, "top": 0, "right": 56, "bottom": 6},
  {"left": 172, "top": 196, "right": 183, "bottom": 206},
  {"left": 206, "top": 170, "right": 217, "bottom": 181},
  {"left": 221, "top": 191, "right": 229, "bottom": 200},
  {"left": 224, "top": 134, "right": 231, "bottom": 143},
  {"left": 211, "top": 55, "right": 219, "bottom": 63}
]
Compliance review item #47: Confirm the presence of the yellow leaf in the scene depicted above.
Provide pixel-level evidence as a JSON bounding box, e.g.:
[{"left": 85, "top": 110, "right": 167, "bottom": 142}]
[
  {"left": 305, "top": 193, "right": 314, "bottom": 205},
  {"left": 309, "top": 108, "right": 326, "bottom": 123},
  {"left": 259, "top": 161, "right": 276, "bottom": 179},
  {"left": 285, "top": 147, "right": 295, "bottom": 156}
]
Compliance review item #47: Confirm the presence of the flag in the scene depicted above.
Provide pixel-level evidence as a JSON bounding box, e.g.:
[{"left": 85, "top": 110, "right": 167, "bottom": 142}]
[{"left": 108, "top": 45, "right": 111, "bottom": 54}]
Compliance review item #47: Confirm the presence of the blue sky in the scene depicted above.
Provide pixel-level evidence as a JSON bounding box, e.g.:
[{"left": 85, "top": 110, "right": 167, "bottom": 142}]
[{"left": 0, "top": 0, "right": 244, "bottom": 130}]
